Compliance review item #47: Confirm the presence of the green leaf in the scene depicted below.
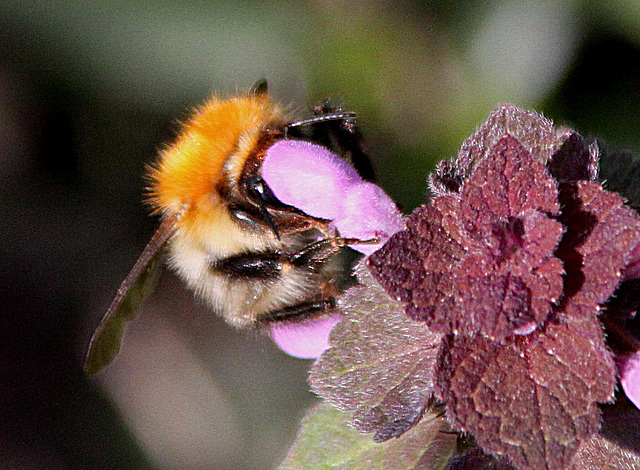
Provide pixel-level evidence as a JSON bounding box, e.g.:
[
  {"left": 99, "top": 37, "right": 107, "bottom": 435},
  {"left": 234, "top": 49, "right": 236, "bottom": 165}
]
[
  {"left": 310, "top": 264, "right": 443, "bottom": 442},
  {"left": 570, "top": 432, "right": 640, "bottom": 469},
  {"left": 568, "top": 396, "right": 640, "bottom": 469},
  {"left": 279, "top": 402, "right": 456, "bottom": 470},
  {"left": 84, "top": 252, "right": 164, "bottom": 375}
]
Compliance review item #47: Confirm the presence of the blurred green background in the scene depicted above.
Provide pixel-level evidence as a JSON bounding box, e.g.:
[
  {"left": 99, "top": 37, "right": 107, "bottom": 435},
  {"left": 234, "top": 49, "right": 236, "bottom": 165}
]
[{"left": 2, "top": 1, "right": 640, "bottom": 469}]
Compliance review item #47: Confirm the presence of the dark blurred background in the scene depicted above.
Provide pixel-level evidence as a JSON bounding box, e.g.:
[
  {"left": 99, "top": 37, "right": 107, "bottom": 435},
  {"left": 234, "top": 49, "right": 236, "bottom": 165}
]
[{"left": 2, "top": 1, "right": 640, "bottom": 469}]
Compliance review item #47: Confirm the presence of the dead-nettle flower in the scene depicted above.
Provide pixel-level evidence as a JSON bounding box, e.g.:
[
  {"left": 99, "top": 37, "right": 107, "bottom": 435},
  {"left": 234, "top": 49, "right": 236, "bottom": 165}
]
[
  {"left": 262, "top": 139, "right": 403, "bottom": 358},
  {"left": 620, "top": 351, "right": 640, "bottom": 410},
  {"left": 310, "top": 105, "right": 640, "bottom": 470}
]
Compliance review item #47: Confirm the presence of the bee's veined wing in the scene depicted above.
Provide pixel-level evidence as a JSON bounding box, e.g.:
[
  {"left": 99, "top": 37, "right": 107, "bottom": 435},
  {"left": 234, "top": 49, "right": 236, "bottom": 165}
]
[{"left": 84, "top": 214, "right": 180, "bottom": 375}]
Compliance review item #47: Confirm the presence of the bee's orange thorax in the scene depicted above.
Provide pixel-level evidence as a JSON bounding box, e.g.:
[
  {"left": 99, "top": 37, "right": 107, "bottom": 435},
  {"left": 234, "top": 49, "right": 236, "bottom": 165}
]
[{"left": 148, "top": 94, "right": 285, "bottom": 217}]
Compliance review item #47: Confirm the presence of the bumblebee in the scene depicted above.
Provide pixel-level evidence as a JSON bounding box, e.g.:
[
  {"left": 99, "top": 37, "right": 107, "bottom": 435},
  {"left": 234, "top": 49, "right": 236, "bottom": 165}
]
[{"left": 85, "top": 81, "right": 377, "bottom": 373}]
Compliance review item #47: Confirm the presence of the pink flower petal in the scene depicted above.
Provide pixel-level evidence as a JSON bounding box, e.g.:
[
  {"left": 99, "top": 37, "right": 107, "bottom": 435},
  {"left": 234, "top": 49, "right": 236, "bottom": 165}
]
[
  {"left": 620, "top": 351, "right": 640, "bottom": 410},
  {"left": 336, "top": 182, "right": 404, "bottom": 255},
  {"left": 262, "top": 140, "right": 360, "bottom": 220},
  {"left": 262, "top": 140, "right": 402, "bottom": 255},
  {"left": 270, "top": 314, "right": 342, "bottom": 359}
]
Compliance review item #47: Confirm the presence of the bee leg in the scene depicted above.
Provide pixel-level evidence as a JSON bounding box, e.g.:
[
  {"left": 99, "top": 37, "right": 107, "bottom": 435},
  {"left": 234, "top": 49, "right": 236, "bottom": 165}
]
[
  {"left": 212, "top": 252, "right": 282, "bottom": 280},
  {"left": 287, "top": 235, "right": 377, "bottom": 270},
  {"left": 287, "top": 238, "right": 343, "bottom": 269},
  {"left": 260, "top": 298, "right": 336, "bottom": 323},
  {"left": 212, "top": 237, "right": 344, "bottom": 279}
]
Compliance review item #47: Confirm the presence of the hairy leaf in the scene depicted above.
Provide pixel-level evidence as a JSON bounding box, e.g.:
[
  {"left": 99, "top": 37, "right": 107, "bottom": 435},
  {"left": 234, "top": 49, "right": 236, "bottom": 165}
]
[
  {"left": 556, "top": 181, "right": 640, "bottom": 320},
  {"left": 279, "top": 402, "right": 456, "bottom": 470},
  {"left": 547, "top": 133, "right": 599, "bottom": 182},
  {"left": 436, "top": 314, "right": 616, "bottom": 470},
  {"left": 430, "top": 105, "right": 571, "bottom": 197},
  {"left": 570, "top": 433, "right": 640, "bottom": 470},
  {"left": 319, "top": 106, "right": 640, "bottom": 469},
  {"left": 370, "top": 136, "right": 564, "bottom": 342},
  {"left": 570, "top": 397, "right": 640, "bottom": 470},
  {"left": 310, "top": 264, "right": 443, "bottom": 442}
]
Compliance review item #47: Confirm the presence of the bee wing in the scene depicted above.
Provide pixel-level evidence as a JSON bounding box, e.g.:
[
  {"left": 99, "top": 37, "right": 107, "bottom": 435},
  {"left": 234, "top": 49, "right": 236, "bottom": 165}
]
[{"left": 84, "top": 215, "right": 179, "bottom": 374}]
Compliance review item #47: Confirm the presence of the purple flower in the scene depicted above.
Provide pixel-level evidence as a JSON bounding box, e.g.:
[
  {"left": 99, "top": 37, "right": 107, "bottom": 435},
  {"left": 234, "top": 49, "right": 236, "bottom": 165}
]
[
  {"left": 262, "top": 140, "right": 403, "bottom": 255},
  {"left": 270, "top": 314, "right": 343, "bottom": 359},
  {"left": 261, "top": 140, "right": 403, "bottom": 358},
  {"left": 620, "top": 351, "right": 640, "bottom": 410}
]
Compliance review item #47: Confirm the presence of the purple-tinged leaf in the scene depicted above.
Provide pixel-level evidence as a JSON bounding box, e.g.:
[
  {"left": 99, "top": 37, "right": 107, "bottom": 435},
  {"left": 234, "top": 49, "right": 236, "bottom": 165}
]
[
  {"left": 622, "top": 242, "right": 640, "bottom": 281},
  {"left": 436, "top": 314, "right": 616, "bottom": 470},
  {"left": 569, "top": 433, "right": 640, "bottom": 470},
  {"left": 457, "top": 105, "right": 572, "bottom": 168},
  {"left": 446, "top": 447, "right": 516, "bottom": 470},
  {"left": 556, "top": 181, "right": 640, "bottom": 320},
  {"left": 430, "top": 105, "right": 572, "bottom": 197},
  {"left": 310, "top": 264, "right": 443, "bottom": 442},
  {"left": 366, "top": 204, "right": 463, "bottom": 319},
  {"left": 547, "top": 133, "right": 599, "bottom": 182},
  {"left": 302, "top": 106, "right": 640, "bottom": 469},
  {"left": 370, "top": 136, "right": 564, "bottom": 342},
  {"left": 453, "top": 135, "right": 560, "bottom": 224},
  {"left": 279, "top": 402, "right": 456, "bottom": 470}
]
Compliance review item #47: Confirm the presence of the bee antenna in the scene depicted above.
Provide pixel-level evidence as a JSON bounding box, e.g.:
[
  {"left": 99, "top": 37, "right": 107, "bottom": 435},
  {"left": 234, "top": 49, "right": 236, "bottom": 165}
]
[{"left": 285, "top": 112, "right": 356, "bottom": 130}]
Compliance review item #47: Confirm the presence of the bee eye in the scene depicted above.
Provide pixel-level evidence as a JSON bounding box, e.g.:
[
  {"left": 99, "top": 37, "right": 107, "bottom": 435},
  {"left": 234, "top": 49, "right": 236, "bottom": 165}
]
[{"left": 242, "top": 175, "right": 291, "bottom": 240}]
